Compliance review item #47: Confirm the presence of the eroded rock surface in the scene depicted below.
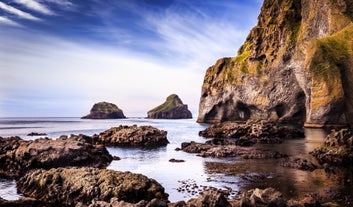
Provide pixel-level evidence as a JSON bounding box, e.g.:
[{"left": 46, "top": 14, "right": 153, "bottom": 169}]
[
  {"left": 17, "top": 167, "right": 169, "bottom": 207},
  {"left": 310, "top": 128, "right": 353, "bottom": 165},
  {"left": 199, "top": 121, "right": 304, "bottom": 146},
  {"left": 92, "top": 125, "right": 169, "bottom": 147},
  {"left": 198, "top": 0, "right": 353, "bottom": 127},
  {"left": 0, "top": 135, "right": 112, "bottom": 179}
]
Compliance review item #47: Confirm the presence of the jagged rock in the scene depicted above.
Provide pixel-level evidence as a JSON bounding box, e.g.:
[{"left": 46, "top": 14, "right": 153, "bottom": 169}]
[
  {"left": 0, "top": 135, "right": 112, "bottom": 179},
  {"left": 147, "top": 94, "right": 192, "bottom": 119},
  {"left": 239, "top": 188, "right": 286, "bottom": 207},
  {"left": 82, "top": 102, "right": 126, "bottom": 119},
  {"left": 17, "top": 167, "right": 169, "bottom": 207},
  {"left": 197, "top": 0, "right": 353, "bottom": 127},
  {"left": 310, "top": 128, "right": 353, "bottom": 165},
  {"left": 92, "top": 125, "right": 169, "bottom": 147},
  {"left": 280, "top": 157, "right": 318, "bottom": 171},
  {"left": 27, "top": 132, "right": 47, "bottom": 136},
  {"left": 181, "top": 141, "right": 287, "bottom": 159},
  {"left": 199, "top": 121, "right": 304, "bottom": 146}
]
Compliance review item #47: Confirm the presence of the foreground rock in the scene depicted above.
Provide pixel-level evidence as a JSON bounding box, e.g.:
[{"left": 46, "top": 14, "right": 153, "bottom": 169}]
[
  {"left": 17, "top": 167, "right": 169, "bottom": 207},
  {"left": 147, "top": 94, "right": 192, "bottom": 119},
  {"left": 182, "top": 141, "right": 287, "bottom": 159},
  {"left": 92, "top": 125, "right": 169, "bottom": 147},
  {"left": 310, "top": 128, "right": 353, "bottom": 165},
  {"left": 82, "top": 102, "right": 126, "bottom": 119},
  {"left": 199, "top": 121, "right": 304, "bottom": 146},
  {"left": 0, "top": 135, "right": 112, "bottom": 179}
]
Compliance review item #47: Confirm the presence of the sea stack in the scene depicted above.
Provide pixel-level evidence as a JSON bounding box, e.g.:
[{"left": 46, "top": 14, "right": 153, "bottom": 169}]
[
  {"left": 198, "top": 0, "right": 353, "bottom": 127},
  {"left": 82, "top": 102, "right": 126, "bottom": 119},
  {"left": 147, "top": 94, "right": 192, "bottom": 119}
]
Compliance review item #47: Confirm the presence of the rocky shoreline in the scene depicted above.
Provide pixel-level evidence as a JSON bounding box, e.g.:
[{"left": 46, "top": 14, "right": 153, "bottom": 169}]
[{"left": 0, "top": 121, "right": 352, "bottom": 206}]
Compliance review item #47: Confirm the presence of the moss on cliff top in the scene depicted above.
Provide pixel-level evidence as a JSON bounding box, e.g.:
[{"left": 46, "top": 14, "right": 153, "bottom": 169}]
[{"left": 148, "top": 94, "right": 184, "bottom": 113}]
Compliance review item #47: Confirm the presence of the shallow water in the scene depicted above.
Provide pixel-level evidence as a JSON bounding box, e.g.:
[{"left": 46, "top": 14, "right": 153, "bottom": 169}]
[{"left": 0, "top": 117, "right": 351, "bottom": 203}]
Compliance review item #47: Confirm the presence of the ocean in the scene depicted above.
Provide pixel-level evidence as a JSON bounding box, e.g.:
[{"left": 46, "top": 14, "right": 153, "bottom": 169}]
[{"left": 1, "top": 117, "right": 351, "bottom": 203}]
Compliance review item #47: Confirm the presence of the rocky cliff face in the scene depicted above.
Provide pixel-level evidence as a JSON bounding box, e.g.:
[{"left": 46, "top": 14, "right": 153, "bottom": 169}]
[
  {"left": 148, "top": 94, "right": 192, "bottom": 119},
  {"left": 198, "top": 0, "right": 353, "bottom": 127},
  {"left": 82, "top": 102, "right": 126, "bottom": 119}
]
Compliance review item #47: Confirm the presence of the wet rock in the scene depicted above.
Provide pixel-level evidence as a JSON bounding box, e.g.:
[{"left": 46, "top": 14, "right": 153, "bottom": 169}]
[
  {"left": 310, "top": 128, "right": 353, "bottom": 165},
  {"left": 77, "top": 197, "right": 168, "bottom": 207},
  {"left": 0, "top": 135, "right": 112, "bottom": 179},
  {"left": 199, "top": 145, "right": 287, "bottom": 159},
  {"left": 169, "top": 159, "right": 185, "bottom": 163},
  {"left": 181, "top": 141, "right": 287, "bottom": 159},
  {"left": 82, "top": 102, "right": 126, "bottom": 119},
  {"left": 17, "top": 167, "right": 169, "bottom": 206},
  {"left": 186, "top": 190, "right": 232, "bottom": 207},
  {"left": 239, "top": 188, "right": 286, "bottom": 207},
  {"left": 27, "top": 132, "right": 47, "bottom": 136},
  {"left": 0, "top": 196, "right": 50, "bottom": 207},
  {"left": 199, "top": 121, "right": 304, "bottom": 146},
  {"left": 92, "top": 125, "right": 169, "bottom": 147},
  {"left": 280, "top": 158, "right": 318, "bottom": 171}
]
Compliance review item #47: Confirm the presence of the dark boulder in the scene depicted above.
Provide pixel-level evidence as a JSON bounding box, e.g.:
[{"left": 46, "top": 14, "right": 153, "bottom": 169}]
[
  {"left": 92, "top": 125, "right": 169, "bottom": 147},
  {"left": 17, "top": 167, "right": 169, "bottom": 207},
  {"left": 0, "top": 135, "right": 112, "bottom": 179}
]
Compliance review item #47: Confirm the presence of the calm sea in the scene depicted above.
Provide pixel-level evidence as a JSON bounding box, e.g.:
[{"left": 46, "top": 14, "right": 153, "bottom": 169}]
[{"left": 1, "top": 117, "right": 349, "bottom": 203}]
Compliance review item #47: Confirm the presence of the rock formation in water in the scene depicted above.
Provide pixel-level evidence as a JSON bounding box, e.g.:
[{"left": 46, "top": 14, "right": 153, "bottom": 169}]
[
  {"left": 92, "top": 125, "right": 169, "bottom": 147},
  {"left": 148, "top": 94, "right": 192, "bottom": 119},
  {"left": 82, "top": 102, "right": 126, "bottom": 119},
  {"left": 198, "top": 0, "right": 353, "bottom": 127}
]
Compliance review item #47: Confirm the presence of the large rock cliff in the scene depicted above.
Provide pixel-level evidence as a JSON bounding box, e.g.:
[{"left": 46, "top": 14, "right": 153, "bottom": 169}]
[{"left": 198, "top": 0, "right": 353, "bottom": 127}]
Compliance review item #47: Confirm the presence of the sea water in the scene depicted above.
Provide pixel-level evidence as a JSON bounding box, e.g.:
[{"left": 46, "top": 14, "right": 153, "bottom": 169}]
[{"left": 0, "top": 117, "right": 348, "bottom": 203}]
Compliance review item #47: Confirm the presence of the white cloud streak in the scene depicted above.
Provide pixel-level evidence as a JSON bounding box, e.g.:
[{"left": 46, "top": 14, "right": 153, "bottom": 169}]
[
  {"left": 0, "top": 16, "right": 22, "bottom": 27},
  {"left": 44, "top": 0, "right": 74, "bottom": 9},
  {"left": 14, "top": 0, "right": 54, "bottom": 15},
  {"left": 0, "top": 1, "right": 40, "bottom": 21}
]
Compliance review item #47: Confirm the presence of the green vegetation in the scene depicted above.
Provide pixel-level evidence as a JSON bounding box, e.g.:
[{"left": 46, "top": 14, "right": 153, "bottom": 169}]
[
  {"left": 148, "top": 94, "right": 183, "bottom": 113},
  {"left": 91, "top": 102, "right": 122, "bottom": 113},
  {"left": 311, "top": 25, "right": 352, "bottom": 81}
]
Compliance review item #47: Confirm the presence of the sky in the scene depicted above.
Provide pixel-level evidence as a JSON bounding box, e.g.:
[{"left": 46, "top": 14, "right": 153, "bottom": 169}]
[{"left": 0, "top": 0, "right": 262, "bottom": 117}]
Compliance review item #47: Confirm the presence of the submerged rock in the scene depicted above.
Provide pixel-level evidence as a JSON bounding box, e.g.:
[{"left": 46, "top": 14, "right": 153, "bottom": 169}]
[
  {"left": 280, "top": 157, "right": 318, "bottom": 171},
  {"left": 17, "top": 167, "right": 169, "bottom": 207},
  {"left": 147, "top": 94, "right": 192, "bottom": 119},
  {"left": 92, "top": 125, "right": 169, "bottom": 147},
  {"left": 0, "top": 135, "right": 112, "bottom": 179},
  {"left": 82, "top": 102, "right": 126, "bottom": 119}
]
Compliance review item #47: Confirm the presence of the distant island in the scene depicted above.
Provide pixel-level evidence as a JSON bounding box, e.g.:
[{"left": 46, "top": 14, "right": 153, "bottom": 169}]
[
  {"left": 82, "top": 102, "right": 126, "bottom": 119},
  {"left": 147, "top": 94, "right": 192, "bottom": 119}
]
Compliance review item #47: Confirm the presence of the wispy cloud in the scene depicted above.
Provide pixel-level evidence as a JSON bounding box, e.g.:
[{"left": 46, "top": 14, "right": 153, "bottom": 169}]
[
  {"left": 0, "top": 1, "right": 40, "bottom": 21},
  {"left": 45, "top": 0, "right": 74, "bottom": 9},
  {"left": 14, "top": 0, "right": 54, "bottom": 15},
  {"left": 0, "top": 16, "right": 23, "bottom": 27}
]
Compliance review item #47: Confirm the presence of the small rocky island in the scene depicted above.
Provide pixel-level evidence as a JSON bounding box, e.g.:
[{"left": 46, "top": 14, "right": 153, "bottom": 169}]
[
  {"left": 82, "top": 102, "right": 126, "bottom": 119},
  {"left": 147, "top": 94, "right": 192, "bottom": 119}
]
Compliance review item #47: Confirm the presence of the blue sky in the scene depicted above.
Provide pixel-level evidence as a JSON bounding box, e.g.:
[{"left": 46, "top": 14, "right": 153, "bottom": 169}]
[{"left": 0, "top": 0, "right": 262, "bottom": 117}]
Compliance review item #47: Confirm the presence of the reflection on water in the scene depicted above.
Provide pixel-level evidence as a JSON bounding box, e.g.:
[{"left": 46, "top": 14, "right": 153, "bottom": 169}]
[{"left": 0, "top": 118, "right": 352, "bottom": 204}]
